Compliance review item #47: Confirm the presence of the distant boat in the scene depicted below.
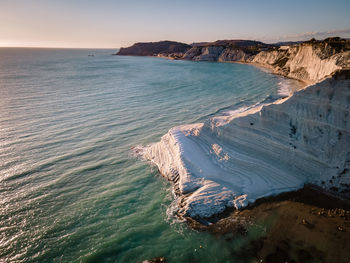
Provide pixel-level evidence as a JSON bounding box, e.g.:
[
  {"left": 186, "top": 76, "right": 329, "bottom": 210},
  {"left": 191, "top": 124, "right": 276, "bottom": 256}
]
[{"left": 88, "top": 54, "right": 94, "bottom": 57}]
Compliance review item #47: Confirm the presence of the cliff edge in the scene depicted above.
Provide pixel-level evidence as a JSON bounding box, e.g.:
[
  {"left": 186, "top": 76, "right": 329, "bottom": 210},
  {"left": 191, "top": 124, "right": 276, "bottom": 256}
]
[
  {"left": 182, "top": 37, "right": 350, "bottom": 83},
  {"left": 117, "top": 38, "right": 350, "bottom": 83},
  {"left": 134, "top": 38, "right": 350, "bottom": 220}
]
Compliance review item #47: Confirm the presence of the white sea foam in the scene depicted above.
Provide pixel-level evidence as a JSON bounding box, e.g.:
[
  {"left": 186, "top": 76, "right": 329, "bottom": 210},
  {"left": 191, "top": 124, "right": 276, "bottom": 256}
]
[{"left": 277, "top": 80, "right": 292, "bottom": 96}]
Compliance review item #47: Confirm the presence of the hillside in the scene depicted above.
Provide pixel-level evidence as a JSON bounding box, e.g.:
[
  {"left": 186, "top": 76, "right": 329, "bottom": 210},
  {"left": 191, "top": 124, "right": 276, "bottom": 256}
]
[{"left": 116, "top": 41, "right": 191, "bottom": 56}]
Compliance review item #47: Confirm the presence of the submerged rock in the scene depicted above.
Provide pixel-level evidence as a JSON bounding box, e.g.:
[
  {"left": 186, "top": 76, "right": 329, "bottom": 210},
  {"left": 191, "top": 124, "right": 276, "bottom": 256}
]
[{"left": 142, "top": 257, "right": 166, "bottom": 263}]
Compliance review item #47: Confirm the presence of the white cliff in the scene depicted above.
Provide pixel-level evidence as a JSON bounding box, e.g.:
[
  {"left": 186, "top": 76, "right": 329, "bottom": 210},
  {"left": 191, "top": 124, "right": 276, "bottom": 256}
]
[
  {"left": 253, "top": 43, "right": 350, "bottom": 83},
  {"left": 183, "top": 39, "right": 350, "bottom": 83},
  {"left": 183, "top": 46, "right": 225, "bottom": 61},
  {"left": 141, "top": 40, "right": 350, "bottom": 219}
]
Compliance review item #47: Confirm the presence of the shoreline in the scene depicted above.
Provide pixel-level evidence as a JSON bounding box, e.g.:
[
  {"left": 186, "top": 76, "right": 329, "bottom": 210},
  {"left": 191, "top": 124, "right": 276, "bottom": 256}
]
[
  {"left": 133, "top": 52, "right": 314, "bottom": 85},
  {"left": 140, "top": 58, "right": 350, "bottom": 220},
  {"left": 122, "top": 38, "right": 350, "bottom": 262},
  {"left": 142, "top": 65, "right": 350, "bottom": 232},
  {"left": 152, "top": 54, "right": 312, "bottom": 91},
  {"left": 240, "top": 61, "right": 313, "bottom": 87},
  {"left": 187, "top": 185, "right": 350, "bottom": 229},
  {"left": 134, "top": 44, "right": 350, "bottom": 261}
]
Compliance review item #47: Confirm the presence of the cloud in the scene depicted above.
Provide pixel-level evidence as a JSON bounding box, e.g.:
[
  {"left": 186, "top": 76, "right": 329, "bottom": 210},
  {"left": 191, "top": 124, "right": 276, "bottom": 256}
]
[{"left": 261, "top": 29, "right": 350, "bottom": 43}]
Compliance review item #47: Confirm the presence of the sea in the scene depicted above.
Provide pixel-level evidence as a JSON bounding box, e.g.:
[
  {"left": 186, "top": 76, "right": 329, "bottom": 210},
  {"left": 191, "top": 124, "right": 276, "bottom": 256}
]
[{"left": 0, "top": 48, "right": 296, "bottom": 262}]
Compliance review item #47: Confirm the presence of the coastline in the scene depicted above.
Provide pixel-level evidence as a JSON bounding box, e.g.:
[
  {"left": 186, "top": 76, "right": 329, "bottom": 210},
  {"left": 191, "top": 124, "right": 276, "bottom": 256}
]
[
  {"left": 153, "top": 59, "right": 350, "bottom": 262},
  {"left": 243, "top": 61, "right": 313, "bottom": 87},
  {"left": 139, "top": 46, "right": 350, "bottom": 219},
  {"left": 143, "top": 69, "right": 350, "bottom": 218},
  {"left": 153, "top": 54, "right": 312, "bottom": 89},
  {"left": 124, "top": 39, "right": 350, "bottom": 262}
]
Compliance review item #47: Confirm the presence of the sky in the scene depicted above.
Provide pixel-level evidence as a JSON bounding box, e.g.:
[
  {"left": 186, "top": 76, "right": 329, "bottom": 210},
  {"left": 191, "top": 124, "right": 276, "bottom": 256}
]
[{"left": 1, "top": 0, "right": 350, "bottom": 48}]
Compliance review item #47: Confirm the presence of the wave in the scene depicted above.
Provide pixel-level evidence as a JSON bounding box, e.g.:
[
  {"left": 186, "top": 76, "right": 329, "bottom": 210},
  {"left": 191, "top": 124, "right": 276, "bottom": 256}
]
[
  {"left": 277, "top": 80, "right": 292, "bottom": 96},
  {"left": 2, "top": 145, "right": 104, "bottom": 183}
]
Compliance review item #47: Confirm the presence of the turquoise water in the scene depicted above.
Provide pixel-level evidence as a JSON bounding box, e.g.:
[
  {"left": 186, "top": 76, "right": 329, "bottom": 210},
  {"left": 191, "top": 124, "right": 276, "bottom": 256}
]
[{"left": 0, "top": 48, "right": 287, "bottom": 262}]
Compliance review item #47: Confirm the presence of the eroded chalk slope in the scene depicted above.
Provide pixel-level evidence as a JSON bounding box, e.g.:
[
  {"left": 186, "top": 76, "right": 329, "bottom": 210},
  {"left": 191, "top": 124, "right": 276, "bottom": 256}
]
[{"left": 143, "top": 70, "right": 350, "bottom": 218}]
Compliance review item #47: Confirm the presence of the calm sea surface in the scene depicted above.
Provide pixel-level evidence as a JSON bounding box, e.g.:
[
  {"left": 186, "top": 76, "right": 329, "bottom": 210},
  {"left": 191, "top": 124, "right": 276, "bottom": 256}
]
[{"left": 0, "top": 48, "right": 290, "bottom": 262}]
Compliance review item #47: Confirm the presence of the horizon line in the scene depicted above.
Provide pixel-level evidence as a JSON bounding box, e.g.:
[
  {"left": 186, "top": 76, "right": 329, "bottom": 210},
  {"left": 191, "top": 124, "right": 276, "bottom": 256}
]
[
  {"left": 1, "top": 35, "right": 348, "bottom": 50},
  {"left": 0, "top": 46, "right": 119, "bottom": 50}
]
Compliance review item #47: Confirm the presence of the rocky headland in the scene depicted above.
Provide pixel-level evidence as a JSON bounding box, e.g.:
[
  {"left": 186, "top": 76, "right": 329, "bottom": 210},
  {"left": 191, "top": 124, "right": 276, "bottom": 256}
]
[
  {"left": 125, "top": 37, "right": 350, "bottom": 218},
  {"left": 125, "top": 37, "right": 350, "bottom": 262},
  {"left": 116, "top": 40, "right": 191, "bottom": 59}
]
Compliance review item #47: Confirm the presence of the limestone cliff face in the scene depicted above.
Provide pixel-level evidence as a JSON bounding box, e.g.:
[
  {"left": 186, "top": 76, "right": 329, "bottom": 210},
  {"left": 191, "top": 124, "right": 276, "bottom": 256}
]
[
  {"left": 117, "top": 39, "right": 350, "bottom": 84},
  {"left": 253, "top": 44, "right": 350, "bottom": 82},
  {"left": 183, "top": 45, "right": 257, "bottom": 62},
  {"left": 140, "top": 39, "right": 350, "bottom": 219},
  {"left": 183, "top": 46, "right": 225, "bottom": 61},
  {"left": 206, "top": 69, "right": 350, "bottom": 192},
  {"left": 218, "top": 48, "right": 252, "bottom": 62},
  {"left": 182, "top": 38, "right": 350, "bottom": 83},
  {"left": 143, "top": 69, "right": 350, "bottom": 219}
]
